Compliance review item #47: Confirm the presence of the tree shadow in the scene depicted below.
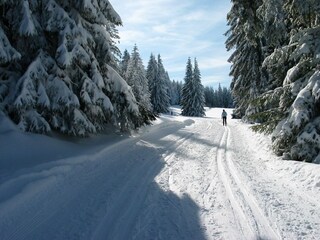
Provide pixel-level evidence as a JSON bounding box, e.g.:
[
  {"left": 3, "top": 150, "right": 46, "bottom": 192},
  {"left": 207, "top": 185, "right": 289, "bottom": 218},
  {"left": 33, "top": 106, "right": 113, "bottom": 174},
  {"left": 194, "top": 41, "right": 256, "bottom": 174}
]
[
  {"left": 89, "top": 118, "right": 207, "bottom": 240},
  {"left": 131, "top": 183, "right": 207, "bottom": 240},
  {"left": 90, "top": 154, "right": 207, "bottom": 240}
]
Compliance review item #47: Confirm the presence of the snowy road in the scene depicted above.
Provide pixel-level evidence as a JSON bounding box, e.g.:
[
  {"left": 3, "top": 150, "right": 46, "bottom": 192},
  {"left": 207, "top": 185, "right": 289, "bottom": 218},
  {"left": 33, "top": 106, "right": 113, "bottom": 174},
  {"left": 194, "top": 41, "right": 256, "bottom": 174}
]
[{"left": 1, "top": 108, "right": 320, "bottom": 239}]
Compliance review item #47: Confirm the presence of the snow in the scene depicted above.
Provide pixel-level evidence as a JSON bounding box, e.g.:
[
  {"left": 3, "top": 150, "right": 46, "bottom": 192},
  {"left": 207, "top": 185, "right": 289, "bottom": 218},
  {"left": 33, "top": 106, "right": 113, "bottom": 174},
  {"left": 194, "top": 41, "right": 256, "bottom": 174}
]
[
  {"left": 19, "top": 0, "right": 37, "bottom": 36},
  {"left": 107, "top": 65, "right": 139, "bottom": 113},
  {"left": 0, "top": 26, "right": 21, "bottom": 64},
  {"left": 1, "top": 107, "right": 320, "bottom": 239}
]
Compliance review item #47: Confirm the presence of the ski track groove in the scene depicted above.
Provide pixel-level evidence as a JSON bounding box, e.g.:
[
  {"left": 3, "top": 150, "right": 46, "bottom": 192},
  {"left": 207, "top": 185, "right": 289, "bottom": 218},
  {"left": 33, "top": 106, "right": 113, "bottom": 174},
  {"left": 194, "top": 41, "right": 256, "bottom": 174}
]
[
  {"left": 228, "top": 123, "right": 320, "bottom": 240},
  {"left": 216, "top": 127, "right": 253, "bottom": 237},
  {"left": 217, "top": 126, "right": 279, "bottom": 240}
]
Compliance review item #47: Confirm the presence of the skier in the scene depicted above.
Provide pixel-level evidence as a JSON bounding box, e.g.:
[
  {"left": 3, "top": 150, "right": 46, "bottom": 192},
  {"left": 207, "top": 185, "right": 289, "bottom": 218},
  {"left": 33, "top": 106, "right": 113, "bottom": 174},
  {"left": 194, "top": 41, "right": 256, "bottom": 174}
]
[{"left": 221, "top": 109, "right": 227, "bottom": 126}]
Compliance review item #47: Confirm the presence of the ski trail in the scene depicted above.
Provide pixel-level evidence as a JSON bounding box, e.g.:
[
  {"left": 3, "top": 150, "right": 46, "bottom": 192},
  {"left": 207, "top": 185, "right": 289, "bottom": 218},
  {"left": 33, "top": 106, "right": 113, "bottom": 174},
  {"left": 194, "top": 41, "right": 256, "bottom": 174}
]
[
  {"left": 217, "top": 127, "right": 279, "bottom": 239},
  {"left": 217, "top": 127, "right": 254, "bottom": 238},
  {"left": 229, "top": 122, "right": 320, "bottom": 239},
  {"left": 225, "top": 127, "right": 280, "bottom": 239}
]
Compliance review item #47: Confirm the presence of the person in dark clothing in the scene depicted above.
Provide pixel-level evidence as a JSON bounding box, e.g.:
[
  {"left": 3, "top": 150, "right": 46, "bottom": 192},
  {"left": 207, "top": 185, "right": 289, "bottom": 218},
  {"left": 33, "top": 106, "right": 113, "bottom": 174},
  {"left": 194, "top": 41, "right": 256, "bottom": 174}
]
[{"left": 221, "top": 109, "right": 227, "bottom": 126}]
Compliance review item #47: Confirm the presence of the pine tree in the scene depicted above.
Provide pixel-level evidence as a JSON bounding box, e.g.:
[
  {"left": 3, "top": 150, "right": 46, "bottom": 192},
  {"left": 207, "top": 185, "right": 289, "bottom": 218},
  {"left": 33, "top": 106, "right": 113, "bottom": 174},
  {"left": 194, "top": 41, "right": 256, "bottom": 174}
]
[
  {"left": 0, "top": 0, "right": 139, "bottom": 136},
  {"left": 225, "top": 0, "right": 264, "bottom": 118},
  {"left": 217, "top": 84, "right": 223, "bottom": 107},
  {"left": 155, "top": 55, "right": 170, "bottom": 113},
  {"left": 249, "top": 0, "right": 320, "bottom": 162},
  {"left": 119, "top": 49, "right": 130, "bottom": 78},
  {"left": 181, "top": 58, "right": 193, "bottom": 115},
  {"left": 125, "top": 45, "right": 155, "bottom": 126},
  {"left": 147, "top": 54, "right": 170, "bottom": 114},
  {"left": 248, "top": 0, "right": 292, "bottom": 130},
  {"left": 226, "top": 0, "right": 320, "bottom": 162},
  {"left": 270, "top": 0, "right": 320, "bottom": 161},
  {"left": 181, "top": 58, "right": 205, "bottom": 117},
  {"left": 146, "top": 54, "right": 158, "bottom": 110},
  {"left": 191, "top": 58, "right": 206, "bottom": 116}
]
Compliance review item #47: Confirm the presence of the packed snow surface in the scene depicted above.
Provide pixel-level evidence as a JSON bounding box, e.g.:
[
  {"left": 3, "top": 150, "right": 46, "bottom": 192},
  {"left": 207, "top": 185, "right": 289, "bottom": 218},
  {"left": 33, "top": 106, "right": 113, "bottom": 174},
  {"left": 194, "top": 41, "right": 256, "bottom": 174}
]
[{"left": 1, "top": 107, "right": 320, "bottom": 240}]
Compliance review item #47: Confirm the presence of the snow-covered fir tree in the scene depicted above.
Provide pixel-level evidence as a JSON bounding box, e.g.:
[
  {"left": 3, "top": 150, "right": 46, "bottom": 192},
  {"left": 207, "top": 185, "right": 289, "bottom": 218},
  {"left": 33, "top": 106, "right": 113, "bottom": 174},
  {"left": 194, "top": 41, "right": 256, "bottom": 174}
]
[
  {"left": 191, "top": 59, "right": 205, "bottom": 116},
  {"left": 226, "top": 0, "right": 320, "bottom": 162},
  {"left": 146, "top": 54, "right": 158, "bottom": 103},
  {"left": 181, "top": 58, "right": 193, "bottom": 115},
  {"left": 155, "top": 55, "right": 170, "bottom": 113},
  {"left": 225, "top": 0, "right": 264, "bottom": 119},
  {"left": 181, "top": 58, "right": 206, "bottom": 117},
  {"left": 146, "top": 54, "right": 170, "bottom": 114},
  {"left": 270, "top": 0, "right": 320, "bottom": 162},
  {"left": 125, "top": 45, "right": 155, "bottom": 126},
  {"left": 247, "top": 0, "right": 292, "bottom": 130},
  {"left": 119, "top": 49, "right": 130, "bottom": 78},
  {"left": 0, "top": 0, "right": 140, "bottom": 136}
]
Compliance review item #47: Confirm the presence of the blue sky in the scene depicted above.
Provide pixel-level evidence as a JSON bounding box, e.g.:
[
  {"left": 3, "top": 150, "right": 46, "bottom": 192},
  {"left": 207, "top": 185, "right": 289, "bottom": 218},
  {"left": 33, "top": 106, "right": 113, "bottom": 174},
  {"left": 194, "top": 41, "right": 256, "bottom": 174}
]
[{"left": 111, "top": 0, "right": 232, "bottom": 89}]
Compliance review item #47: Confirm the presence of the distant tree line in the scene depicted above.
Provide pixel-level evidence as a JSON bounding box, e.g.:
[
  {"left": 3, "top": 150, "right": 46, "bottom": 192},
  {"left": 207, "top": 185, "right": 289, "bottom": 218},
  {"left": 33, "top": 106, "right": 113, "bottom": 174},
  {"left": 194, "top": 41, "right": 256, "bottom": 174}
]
[
  {"left": 120, "top": 46, "right": 233, "bottom": 118},
  {"left": 168, "top": 80, "right": 233, "bottom": 109},
  {"left": 204, "top": 84, "right": 233, "bottom": 108},
  {"left": 169, "top": 82, "right": 233, "bottom": 109}
]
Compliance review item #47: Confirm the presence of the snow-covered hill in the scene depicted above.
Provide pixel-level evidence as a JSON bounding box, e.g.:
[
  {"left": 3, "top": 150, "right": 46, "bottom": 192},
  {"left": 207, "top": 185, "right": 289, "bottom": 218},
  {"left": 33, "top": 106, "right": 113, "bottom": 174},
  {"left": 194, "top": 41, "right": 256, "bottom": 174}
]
[{"left": 0, "top": 108, "right": 320, "bottom": 239}]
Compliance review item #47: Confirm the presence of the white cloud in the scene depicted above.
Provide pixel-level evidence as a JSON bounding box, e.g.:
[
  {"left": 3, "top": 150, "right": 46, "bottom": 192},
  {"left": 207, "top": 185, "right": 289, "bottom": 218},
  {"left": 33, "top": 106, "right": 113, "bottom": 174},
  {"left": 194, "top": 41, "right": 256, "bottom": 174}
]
[
  {"left": 119, "top": 30, "right": 147, "bottom": 45},
  {"left": 198, "top": 57, "right": 231, "bottom": 70},
  {"left": 201, "top": 75, "right": 231, "bottom": 88},
  {"left": 117, "top": 0, "right": 191, "bottom": 25}
]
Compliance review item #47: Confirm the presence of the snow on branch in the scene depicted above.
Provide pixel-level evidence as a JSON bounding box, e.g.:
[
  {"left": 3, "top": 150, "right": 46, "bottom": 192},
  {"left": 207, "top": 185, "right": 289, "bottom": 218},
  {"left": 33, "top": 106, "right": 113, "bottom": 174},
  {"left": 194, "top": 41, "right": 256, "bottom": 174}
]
[
  {"left": 107, "top": 65, "right": 139, "bottom": 114},
  {"left": 45, "top": 0, "right": 75, "bottom": 32},
  {"left": 273, "top": 71, "right": 320, "bottom": 161},
  {"left": 99, "top": 0, "right": 122, "bottom": 25},
  {"left": 19, "top": 0, "right": 37, "bottom": 36},
  {"left": 18, "top": 110, "right": 51, "bottom": 133},
  {"left": 0, "top": 26, "right": 21, "bottom": 64},
  {"left": 13, "top": 56, "right": 48, "bottom": 109}
]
